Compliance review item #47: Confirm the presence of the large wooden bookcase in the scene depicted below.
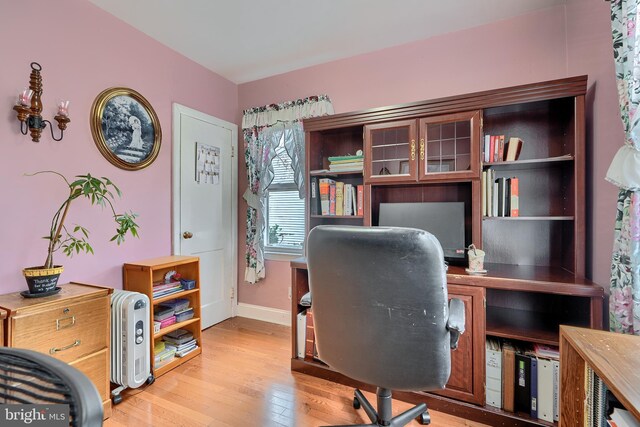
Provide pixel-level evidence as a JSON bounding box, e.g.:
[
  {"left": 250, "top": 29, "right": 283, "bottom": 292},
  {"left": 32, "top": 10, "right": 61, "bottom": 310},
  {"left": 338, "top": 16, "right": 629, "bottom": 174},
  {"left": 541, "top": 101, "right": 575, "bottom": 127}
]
[
  {"left": 123, "top": 255, "right": 202, "bottom": 378},
  {"left": 292, "top": 76, "right": 604, "bottom": 427}
]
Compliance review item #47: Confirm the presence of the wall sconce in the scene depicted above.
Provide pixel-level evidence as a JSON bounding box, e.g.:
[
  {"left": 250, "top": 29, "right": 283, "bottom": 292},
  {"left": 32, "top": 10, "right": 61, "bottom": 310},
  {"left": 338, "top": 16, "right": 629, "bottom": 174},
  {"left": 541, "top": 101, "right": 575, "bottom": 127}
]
[{"left": 13, "top": 62, "right": 70, "bottom": 142}]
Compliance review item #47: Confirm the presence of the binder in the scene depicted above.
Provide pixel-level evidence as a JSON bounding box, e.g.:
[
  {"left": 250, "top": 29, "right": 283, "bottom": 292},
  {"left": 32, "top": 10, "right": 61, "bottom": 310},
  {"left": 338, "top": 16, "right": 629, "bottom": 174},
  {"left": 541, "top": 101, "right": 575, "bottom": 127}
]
[
  {"left": 482, "top": 170, "right": 487, "bottom": 217},
  {"left": 552, "top": 360, "right": 560, "bottom": 421},
  {"left": 486, "top": 338, "right": 502, "bottom": 408},
  {"left": 296, "top": 311, "right": 307, "bottom": 358},
  {"left": 510, "top": 177, "right": 519, "bottom": 217},
  {"left": 537, "top": 358, "right": 554, "bottom": 422},
  {"left": 530, "top": 355, "right": 538, "bottom": 419},
  {"left": 515, "top": 353, "right": 532, "bottom": 413}
]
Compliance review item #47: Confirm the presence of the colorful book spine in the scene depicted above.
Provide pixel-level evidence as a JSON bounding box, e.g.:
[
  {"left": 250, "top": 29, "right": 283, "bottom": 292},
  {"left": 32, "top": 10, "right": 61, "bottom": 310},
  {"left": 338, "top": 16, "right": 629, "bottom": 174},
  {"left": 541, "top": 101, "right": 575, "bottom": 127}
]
[
  {"left": 335, "top": 182, "right": 344, "bottom": 216},
  {"left": 510, "top": 177, "right": 519, "bottom": 217},
  {"left": 357, "top": 185, "right": 364, "bottom": 216},
  {"left": 329, "top": 181, "right": 336, "bottom": 215},
  {"left": 319, "top": 178, "right": 332, "bottom": 215}
]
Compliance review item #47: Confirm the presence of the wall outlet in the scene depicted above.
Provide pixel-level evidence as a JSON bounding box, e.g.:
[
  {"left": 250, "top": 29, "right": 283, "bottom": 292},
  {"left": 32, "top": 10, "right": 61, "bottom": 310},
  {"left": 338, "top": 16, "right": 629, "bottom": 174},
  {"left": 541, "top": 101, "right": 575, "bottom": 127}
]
[{"left": 288, "top": 286, "right": 292, "bottom": 300}]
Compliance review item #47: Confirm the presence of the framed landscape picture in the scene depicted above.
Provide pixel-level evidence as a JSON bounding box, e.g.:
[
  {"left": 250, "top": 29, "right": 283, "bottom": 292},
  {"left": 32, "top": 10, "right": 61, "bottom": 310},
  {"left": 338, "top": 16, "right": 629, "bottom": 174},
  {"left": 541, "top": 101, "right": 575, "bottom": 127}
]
[{"left": 90, "top": 87, "right": 162, "bottom": 170}]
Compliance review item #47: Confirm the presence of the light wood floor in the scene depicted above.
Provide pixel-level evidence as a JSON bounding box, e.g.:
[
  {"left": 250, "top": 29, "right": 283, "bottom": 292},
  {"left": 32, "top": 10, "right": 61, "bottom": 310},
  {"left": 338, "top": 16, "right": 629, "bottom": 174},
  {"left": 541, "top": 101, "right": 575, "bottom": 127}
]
[{"left": 105, "top": 317, "right": 487, "bottom": 427}]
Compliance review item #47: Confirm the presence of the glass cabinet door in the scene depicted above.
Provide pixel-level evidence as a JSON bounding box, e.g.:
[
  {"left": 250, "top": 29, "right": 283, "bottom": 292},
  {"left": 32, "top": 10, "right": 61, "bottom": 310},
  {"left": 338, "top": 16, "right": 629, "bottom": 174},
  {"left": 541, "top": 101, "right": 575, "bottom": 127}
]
[
  {"left": 364, "top": 119, "right": 417, "bottom": 183},
  {"left": 418, "top": 111, "right": 480, "bottom": 180}
]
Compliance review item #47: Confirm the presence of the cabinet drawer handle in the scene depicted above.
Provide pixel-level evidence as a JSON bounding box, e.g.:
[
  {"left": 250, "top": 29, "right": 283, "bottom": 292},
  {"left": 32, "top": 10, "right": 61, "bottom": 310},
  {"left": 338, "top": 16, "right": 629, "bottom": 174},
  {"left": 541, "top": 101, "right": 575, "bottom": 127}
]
[
  {"left": 410, "top": 139, "right": 416, "bottom": 161},
  {"left": 50, "top": 339, "right": 81, "bottom": 354},
  {"left": 56, "top": 316, "right": 76, "bottom": 330},
  {"left": 420, "top": 138, "right": 425, "bottom": 161}
]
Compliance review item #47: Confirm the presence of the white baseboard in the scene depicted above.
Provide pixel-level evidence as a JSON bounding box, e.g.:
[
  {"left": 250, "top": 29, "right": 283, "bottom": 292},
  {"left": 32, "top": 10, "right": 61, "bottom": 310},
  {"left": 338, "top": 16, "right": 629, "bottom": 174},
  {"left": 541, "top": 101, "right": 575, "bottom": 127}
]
[{"left": 236, "top": 303, "right": 291, "bottom": 326}]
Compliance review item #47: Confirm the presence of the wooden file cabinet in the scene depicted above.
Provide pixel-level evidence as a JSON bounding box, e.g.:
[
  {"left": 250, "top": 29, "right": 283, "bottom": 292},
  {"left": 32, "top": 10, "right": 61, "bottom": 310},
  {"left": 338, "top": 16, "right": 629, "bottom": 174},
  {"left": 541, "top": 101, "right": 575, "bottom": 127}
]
[{"left": 0, "top": 282, "right": 112, "bottom": 418}]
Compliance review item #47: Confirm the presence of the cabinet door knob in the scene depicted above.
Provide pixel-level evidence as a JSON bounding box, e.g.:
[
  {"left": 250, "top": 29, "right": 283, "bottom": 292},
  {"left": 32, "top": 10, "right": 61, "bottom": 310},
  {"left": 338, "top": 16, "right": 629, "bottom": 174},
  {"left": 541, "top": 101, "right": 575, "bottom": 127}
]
[{"left": 183, "top": 231, "right": 193, "bottom": 239}]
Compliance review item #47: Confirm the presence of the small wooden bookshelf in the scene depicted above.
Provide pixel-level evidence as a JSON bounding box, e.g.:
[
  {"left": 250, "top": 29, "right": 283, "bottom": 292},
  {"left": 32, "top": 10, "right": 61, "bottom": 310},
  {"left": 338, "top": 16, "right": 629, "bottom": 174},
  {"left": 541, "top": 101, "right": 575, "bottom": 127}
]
[
  {"left": 123, "top": 255, "right": 202, "bottom": 377},
  {"left": 560, "top": 326, "right": 640, "bottom": 426}
]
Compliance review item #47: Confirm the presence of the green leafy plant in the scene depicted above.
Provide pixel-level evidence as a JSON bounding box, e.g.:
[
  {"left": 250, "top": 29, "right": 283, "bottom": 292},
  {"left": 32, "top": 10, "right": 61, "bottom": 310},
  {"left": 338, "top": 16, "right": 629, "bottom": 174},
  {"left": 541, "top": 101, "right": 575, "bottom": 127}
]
[{"left": 28, "top": 171, "right": 140, "bottom": 269}]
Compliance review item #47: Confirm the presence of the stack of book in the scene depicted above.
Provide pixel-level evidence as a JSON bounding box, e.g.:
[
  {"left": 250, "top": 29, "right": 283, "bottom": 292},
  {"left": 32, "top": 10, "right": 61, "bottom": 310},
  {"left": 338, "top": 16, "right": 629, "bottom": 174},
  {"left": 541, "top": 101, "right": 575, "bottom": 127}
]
[
  {"left": 485, "top": 338, "right": 560, "bottom": 422},
  {"left": 152, "top": 280, "right": 182, "bottom": 299},
  {"left": 163, "top": 329, "right": 198, "bottom": 358},
  {"left": 484, "top": 135, "right": 523, "bottom": 163},
  {"left": 312, "top": 178, "right": 364, "bottom": 216},
  {"left": 154, "top": 305, "right": 176, "bottom": 330},
  {"left": 328, "top": 154, "right": 363, "bottom": 172},
  {"left": 482, "top": 169, "right": 519, "bottom": 217},
  {"left": 154, "top": 340, "right": 176, "bottom": 368}
]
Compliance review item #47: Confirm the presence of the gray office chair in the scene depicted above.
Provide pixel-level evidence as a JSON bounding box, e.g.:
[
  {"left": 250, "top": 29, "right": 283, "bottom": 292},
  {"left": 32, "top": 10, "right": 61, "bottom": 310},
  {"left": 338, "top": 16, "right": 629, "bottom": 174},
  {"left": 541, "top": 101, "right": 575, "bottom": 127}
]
[
  {"left": 307, "top": 225, "right": 465, "bottom": 427},
  {"left": 0, "top": 347, "right": 104, "bottom": 427}
]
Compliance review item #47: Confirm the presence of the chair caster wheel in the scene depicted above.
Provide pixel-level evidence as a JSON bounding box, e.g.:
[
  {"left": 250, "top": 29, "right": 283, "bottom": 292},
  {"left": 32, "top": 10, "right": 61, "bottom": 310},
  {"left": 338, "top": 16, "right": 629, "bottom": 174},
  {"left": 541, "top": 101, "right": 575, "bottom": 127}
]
[
  {"left": 417, "top": 411, "right": 431, "bottom": 425},
  {"left": 146, "top": 374, "right": 155, "bottom": 385},
  {"left": 112, "top": 394, "right": 123, "bottom": 405},
  {"left": 353, "top": 397, "right": 361, "bottom": 409}
]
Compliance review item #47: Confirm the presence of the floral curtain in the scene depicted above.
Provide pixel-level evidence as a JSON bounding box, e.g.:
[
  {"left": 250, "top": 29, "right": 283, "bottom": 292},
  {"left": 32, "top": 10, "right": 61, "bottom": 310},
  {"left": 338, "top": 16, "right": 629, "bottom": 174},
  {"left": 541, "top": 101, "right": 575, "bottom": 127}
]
[
  {"left": 607, "top": 0, "right": 640, "bottom": 334},
  {"left": 242, "top": 95, "right": 333, "bottom": 284}
]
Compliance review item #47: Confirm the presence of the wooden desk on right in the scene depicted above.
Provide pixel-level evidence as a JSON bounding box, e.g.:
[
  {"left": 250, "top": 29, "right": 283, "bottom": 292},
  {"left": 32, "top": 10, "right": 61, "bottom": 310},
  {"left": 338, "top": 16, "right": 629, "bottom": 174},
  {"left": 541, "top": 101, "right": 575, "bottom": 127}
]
[{"left": 559, "top": 325, "right": 640, "bottom": 426}]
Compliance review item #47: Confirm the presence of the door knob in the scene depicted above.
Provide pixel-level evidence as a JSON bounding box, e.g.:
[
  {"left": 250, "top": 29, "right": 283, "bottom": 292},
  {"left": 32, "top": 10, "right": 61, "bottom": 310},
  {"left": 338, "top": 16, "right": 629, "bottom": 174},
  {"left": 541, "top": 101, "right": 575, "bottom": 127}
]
[{"left": 183, "top": 231, "right": 193, "bottom": 239}]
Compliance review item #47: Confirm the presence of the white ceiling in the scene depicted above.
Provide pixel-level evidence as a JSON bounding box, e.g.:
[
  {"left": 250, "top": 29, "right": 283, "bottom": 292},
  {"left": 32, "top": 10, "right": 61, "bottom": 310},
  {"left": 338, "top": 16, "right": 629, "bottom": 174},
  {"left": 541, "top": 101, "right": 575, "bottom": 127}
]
[{"left": 89, "top": 0, "right": 567, "bottom": 84}]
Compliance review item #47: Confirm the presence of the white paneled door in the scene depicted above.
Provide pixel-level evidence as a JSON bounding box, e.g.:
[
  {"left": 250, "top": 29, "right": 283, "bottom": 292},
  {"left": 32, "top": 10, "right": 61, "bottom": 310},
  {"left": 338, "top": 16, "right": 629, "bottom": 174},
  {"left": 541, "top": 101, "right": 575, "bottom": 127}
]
[{"left": 173, "top": 104, "right": 237, "bottom": 328}]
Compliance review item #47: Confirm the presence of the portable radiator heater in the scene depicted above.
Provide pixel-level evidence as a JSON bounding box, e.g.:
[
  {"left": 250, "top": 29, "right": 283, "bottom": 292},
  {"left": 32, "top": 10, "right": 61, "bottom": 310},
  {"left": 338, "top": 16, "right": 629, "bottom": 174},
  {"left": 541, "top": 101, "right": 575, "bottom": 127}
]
[{"left": 110, "top": 290, "right": 153, "bottom": 404}]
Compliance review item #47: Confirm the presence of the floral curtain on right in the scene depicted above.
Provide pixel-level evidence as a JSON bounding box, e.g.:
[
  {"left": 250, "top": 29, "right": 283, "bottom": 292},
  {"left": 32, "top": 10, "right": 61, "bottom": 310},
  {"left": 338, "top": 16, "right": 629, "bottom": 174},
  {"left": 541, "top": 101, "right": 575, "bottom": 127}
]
[{"left": 607, "top": 0, "right": 640, "bottom": 334}]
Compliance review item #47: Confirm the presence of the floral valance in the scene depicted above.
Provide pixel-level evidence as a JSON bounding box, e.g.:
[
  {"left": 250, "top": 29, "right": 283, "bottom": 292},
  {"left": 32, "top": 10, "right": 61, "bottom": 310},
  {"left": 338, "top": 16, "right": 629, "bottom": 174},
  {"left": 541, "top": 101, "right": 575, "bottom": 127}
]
[{"left": 241, "top": 94, "right": 334, "bottom": 130}]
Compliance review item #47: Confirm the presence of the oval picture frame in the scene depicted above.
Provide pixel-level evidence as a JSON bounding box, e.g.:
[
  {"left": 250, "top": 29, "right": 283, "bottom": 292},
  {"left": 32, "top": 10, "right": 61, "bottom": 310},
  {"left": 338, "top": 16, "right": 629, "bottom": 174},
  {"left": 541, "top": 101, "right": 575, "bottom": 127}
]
[{"left": 90, "top": 87, "right": 162, "bottom": 170}]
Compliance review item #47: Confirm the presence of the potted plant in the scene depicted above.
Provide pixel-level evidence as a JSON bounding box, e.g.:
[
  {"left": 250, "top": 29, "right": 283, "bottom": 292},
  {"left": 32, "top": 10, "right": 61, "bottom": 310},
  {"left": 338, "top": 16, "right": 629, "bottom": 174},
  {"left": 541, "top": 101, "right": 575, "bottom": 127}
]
[{"left": 23, "top": 171, "right": 139, "bottom": 296}]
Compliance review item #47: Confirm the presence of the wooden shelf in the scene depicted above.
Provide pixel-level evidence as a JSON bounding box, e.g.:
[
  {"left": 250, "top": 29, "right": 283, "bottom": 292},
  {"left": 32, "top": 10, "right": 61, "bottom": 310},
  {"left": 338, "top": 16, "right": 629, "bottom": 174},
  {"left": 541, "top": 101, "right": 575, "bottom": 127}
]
[
  {"left": 483, "top": 155, "right": 574, "bottom": 170},
  {"left": 153, "top": 288, "right": 199, "bottom": 304},
  {"left": 154, "top": 317, "right": 200, "bottom": 339},
  {"left": 310, "top": 215, "right": 363, "bottom": 219},
  {"left": 486, "top": 308, "right": 562, "bottom": 345},
  {"left": 154, "top": 346, "right": 202, "bottom": 378},
  {"left": 483, "top": 216, "right": 574, "bottom": 221},
  {"left": 310, "top": 170, "right": 363, "bottom": 176}
]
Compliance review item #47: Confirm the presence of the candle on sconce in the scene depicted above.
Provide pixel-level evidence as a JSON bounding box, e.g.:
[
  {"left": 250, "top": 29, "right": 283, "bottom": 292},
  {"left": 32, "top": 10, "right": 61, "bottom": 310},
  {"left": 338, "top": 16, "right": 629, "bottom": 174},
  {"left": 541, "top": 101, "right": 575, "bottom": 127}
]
[
  {"left": 18, "top": 88, "right": 33, "bottom": 106},
  {"left": 57, "top": 100, "right": 69, "bottom": 117}
]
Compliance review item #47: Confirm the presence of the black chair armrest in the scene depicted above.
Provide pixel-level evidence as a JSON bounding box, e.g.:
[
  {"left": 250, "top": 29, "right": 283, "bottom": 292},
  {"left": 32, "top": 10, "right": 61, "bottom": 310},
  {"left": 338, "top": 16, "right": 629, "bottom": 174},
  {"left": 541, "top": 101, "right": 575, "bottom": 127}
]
[{"left": 447, "top": 298, "right": 466, "bottom": 349}]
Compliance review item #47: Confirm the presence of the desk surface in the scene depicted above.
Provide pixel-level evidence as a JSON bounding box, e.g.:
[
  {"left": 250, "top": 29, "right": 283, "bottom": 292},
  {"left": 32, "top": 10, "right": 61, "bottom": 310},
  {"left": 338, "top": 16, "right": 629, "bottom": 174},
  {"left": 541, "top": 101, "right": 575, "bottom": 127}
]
[{"left": 560, "top": 325, "right": 640, "bottom": 420}]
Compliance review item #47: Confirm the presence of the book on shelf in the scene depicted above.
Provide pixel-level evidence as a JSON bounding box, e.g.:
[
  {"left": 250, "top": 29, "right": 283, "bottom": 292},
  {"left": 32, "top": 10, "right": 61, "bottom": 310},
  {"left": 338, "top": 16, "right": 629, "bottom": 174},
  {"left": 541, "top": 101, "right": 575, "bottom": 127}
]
[
  {"left": 310, "top": 176, "right": 319, "bottom": 215},
  {"left": 489, "top": 135, "right": 496, "bottom": 162},
  {"left": 357, "top": 185, "right": 364, "bottom": 216},
  {"left": 484, "top": 135, "right": 490, "bottom": 163},
  {"left": 319, "top": 178, "right": 333, "bottom": 215},
  {"left": 492, "top": 180, "right": 499, "bottom": 217},
  {"left": 352, "top": 185, "right": 357, "bottom": 215},
  {"left": 482, "top": 170, "right": 487, "bottom": 217},
  {"left": 502, "top": 341, "right": 516, "bottom": 412},
  {"left": 552, "top": 359, "right": 560, "bottom": 421},
  {"left": 510, "top": 177, "right": 520, "bottom": 217},
  {"left": 498, "top": 135, "right": 506, "bottom": 162},
  {"left": 530, "top": 355, "right": 538, "bottom": 419},
  {"left": 506, "top": 137, "right": 524, "bottom": 161},
  {"left": 486, "top": 338, "right": 502, "bottom": 409},
  {"left": 344, "top": 183, "right": 353, "bottom": 216},
  {"left": 153, "top": 280, "right": 182, "bottom": 291},
  {"left": 154, "top": 306, "right": 174, "bottom": 321},
  {"left": 305, "top": 309, "right": 315, "bottom": 359},
  {"left": 335, "top": 182, "right": 344, "bottom": 216},
  {"left": 327, "top": 154, "right": 364, "bottom": 172},
  {"left": 536, "top": 357, "right": 555, "bottom": 422},
  {"left": 158, "top": 315, "right": 177, "bottom": 329},
  {"left": 329, "top": 181, "right": 336, "bottom": 215},
  {"left": 515, "top": 353, "right": 532, "bottom": 414},
  {"left": 296, "top": 311, "right": 307, "bottom": 358}
]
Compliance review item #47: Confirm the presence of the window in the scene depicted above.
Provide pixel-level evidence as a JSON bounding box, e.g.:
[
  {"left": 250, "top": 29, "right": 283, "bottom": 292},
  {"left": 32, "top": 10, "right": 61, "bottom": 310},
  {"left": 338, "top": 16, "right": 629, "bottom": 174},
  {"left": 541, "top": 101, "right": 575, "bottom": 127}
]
[{"left": 265, "top": 136, "right": 305, "bottom": 255}]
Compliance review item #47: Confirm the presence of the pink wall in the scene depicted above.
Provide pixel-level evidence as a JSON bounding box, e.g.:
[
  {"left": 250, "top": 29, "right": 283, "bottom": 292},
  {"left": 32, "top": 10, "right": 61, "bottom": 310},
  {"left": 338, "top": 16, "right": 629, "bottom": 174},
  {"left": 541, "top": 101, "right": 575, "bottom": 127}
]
[
  {"left": 0, "top": 0, "right": 237, "bottom": 294},
  {"left": 237, "top": 4, "right": 618, "bottom": 310}
]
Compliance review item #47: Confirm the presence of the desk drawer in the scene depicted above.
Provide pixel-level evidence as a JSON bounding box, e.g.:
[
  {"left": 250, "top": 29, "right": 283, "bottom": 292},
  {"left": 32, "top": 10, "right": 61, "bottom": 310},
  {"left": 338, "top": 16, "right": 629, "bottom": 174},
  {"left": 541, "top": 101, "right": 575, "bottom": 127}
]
[
  {"left": 70, "top": 348, "right": 109, "bottom": 403},
  {"left": 10, "top": 296, "right": 109, "bottom": 363}
]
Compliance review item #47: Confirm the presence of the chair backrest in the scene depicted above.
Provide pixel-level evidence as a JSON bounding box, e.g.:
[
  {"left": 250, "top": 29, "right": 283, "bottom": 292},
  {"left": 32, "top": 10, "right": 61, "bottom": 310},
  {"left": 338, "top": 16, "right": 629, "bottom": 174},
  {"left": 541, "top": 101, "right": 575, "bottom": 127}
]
[
  {"left": 0, "top": 347, "right": 104, "bottom": 427},
  {"left": 307, "top": 225, "right": 451, "bottom": 391}
]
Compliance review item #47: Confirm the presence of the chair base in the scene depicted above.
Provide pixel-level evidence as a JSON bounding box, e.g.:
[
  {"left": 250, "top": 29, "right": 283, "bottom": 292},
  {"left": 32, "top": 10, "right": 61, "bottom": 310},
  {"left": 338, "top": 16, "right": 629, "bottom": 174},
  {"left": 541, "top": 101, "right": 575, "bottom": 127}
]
[{"left": 324, "top": 387, "right": 430, "bottom": 427}]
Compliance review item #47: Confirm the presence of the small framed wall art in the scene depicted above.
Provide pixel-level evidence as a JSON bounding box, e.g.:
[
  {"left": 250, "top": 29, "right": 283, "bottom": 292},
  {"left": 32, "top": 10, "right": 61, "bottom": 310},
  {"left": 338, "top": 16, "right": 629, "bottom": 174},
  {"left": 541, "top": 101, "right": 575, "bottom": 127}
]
[{"left": 90, "top": 87, "right": 162, "bottom": 170}]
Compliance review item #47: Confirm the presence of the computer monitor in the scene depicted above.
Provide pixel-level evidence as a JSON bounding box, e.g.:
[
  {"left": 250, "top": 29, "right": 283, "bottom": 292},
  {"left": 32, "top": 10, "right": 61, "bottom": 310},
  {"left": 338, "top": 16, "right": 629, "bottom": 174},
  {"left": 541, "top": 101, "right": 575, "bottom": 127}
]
[{"left": 378, "top": 202, "right": 466, "bottom": 260}]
